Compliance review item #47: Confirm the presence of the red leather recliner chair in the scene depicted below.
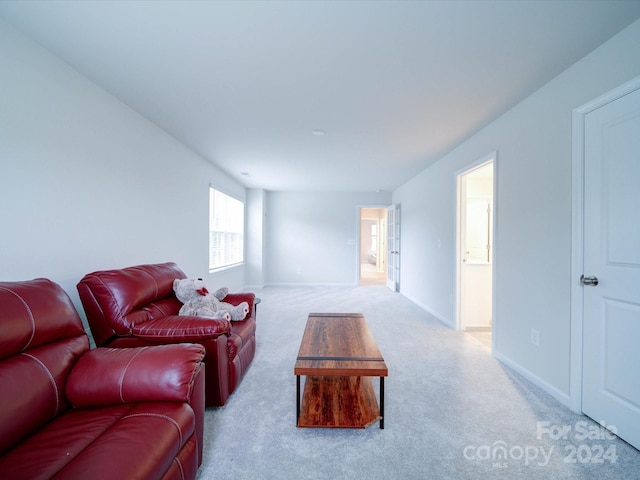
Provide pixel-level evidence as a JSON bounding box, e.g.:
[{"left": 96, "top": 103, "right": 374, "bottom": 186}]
[
  {"left": 76, "top": 262, "right": 257, "bottom": 407},
  {"left": 0, "top": 278, "right": 205, "bottom": 480}
]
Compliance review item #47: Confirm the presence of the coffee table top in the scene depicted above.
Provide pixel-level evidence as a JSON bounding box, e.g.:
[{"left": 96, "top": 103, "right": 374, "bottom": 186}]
[{"left": 294, "top": 313, "right": 388, "bottom": 377}]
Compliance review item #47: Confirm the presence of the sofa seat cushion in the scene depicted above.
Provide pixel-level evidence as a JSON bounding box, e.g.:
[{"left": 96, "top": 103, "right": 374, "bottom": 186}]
[
  {"left": 227, "top": 319, "right": 256, "bottom": 361},
  {"left": 0, "top": 402, "right": 196, "bottom": 480},
  {"left": 131, "top": 315, "right": 232, "bottom": 343}
]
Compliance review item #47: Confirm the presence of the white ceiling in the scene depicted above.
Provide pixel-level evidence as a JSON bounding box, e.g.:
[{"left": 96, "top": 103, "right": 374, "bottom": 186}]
[{"left": 2, "top": 0, "right": 640, "bottom": 192}]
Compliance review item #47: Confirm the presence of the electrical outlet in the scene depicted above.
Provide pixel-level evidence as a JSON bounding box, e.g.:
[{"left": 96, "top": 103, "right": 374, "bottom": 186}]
[{"left": 531, "top": 328, "right": 540, "bottom": 347}]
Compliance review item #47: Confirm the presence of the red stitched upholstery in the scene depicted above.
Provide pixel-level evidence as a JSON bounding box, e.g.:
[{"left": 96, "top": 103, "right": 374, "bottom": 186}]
[
  {"left": 77, "top": 262, "right": 257, "bottom": 406},
  {"left": 0, "top": 278, "right": 205, "bottom": 479}
]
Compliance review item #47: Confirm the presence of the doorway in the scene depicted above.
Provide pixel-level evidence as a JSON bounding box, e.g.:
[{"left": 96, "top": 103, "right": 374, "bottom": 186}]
[
  {"left": 359, "top": 208, "right": 387, "bottom": 286},
  {"left": 456, "top": 155, "right": 495, "bottom": 350}
]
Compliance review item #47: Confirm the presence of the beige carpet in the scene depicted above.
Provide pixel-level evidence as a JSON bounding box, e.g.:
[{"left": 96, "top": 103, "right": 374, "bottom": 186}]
[
  {"left": 359, "top": 263, "right": 386, "bottom": 286},
  {"left": 465, "top": 329, "right": 492, "bottom": 350},
  {"left": 196, "top": 285, "right": 640, "bottom": 480}
]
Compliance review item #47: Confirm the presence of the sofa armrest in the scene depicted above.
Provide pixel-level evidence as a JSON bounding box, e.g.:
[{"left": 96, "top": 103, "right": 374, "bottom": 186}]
[
  {"left": 222, "top": 292, "right": 256, "bottom": 313},
  {"left": 131, "top": 315, "right": 231, "bottom": 342},
  {"left": 66, "top": 344, "right": 206, "bottom": 408}
]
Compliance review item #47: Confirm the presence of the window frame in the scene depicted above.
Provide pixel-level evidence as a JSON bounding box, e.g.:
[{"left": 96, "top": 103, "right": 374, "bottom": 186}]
[{"left": 208, "top": 187, "right": 245, "bottom": 272}]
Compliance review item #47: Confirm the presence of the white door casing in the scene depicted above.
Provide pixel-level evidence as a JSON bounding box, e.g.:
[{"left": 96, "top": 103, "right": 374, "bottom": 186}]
[
  {"left": 386, "top": 204, "right": 400, "bottom": 292},
  {"left": 572, "top": 77, "right": 640, "bottom": 450}
]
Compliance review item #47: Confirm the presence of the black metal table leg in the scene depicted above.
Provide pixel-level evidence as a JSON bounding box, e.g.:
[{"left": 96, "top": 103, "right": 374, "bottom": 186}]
[
  {"left": 380, "top": 376, "right": 385, "bottom": 429},
  {"left": 296, "top": 375, "right": 300, "bottom": 426}
]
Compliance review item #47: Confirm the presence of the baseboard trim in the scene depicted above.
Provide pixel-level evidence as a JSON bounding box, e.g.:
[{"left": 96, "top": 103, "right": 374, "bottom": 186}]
[
  {"left": 493, "top": 351, "right": 572, "bottom": 409},
  {"left": 400, "top": 291, "right": 454, "bottom": 329}
]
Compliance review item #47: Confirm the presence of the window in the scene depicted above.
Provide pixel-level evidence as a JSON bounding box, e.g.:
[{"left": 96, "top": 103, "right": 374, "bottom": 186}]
[{"left": 209, "top": 187, "right": 244, "bottom": 270}]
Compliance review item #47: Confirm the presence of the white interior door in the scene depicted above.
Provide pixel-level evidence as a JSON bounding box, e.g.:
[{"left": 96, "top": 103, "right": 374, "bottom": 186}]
[
  {"left": 386, "top": 204, "right": 400, "bottom": 291},
  {"left": 582, "top": 85, "right": 640, "bottom": 449}
]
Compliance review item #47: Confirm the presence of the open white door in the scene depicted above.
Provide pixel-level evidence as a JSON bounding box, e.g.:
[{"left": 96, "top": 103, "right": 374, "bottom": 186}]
[
  {"left": 457, "top": 160, "right": 494, "bottom": 332},
  {"left": 581, "top": 83, "right": 640, "bottom": 450},
  {"left": 386, "top": 204, "right": 400, "bottom": 292}
]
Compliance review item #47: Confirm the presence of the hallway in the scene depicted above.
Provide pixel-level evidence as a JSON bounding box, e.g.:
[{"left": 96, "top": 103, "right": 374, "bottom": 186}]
[{"left": 359, "top": 262, "right": 385, "bottom": 286}]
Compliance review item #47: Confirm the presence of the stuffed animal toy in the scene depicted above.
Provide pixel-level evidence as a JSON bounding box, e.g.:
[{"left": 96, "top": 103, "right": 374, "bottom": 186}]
[{"left": 173, "top": 278, "right": 249, "bottom": 321}]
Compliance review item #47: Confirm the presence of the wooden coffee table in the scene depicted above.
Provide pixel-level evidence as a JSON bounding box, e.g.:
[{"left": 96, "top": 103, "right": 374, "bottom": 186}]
[{"left": 294, "top": 313, "right": 388, "bottom": 429}]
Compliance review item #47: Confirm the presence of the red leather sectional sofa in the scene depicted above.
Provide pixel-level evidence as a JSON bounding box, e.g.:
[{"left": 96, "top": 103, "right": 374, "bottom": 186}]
[
  {"left": 0, "top": 278, "right": 206, "bottom": 480},
  {"left": 76, "top": 262, "right": 257, "bottom": 407}
]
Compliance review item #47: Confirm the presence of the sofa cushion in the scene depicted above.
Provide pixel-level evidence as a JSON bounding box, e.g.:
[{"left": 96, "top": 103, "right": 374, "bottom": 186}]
[
  {"left": 67, "top": 344, "right": 205, "bottom": 408},
  {"left": 0, "top": 278, "right": 90, "bottom": 456},
  {"left": 0, "top": 402, "right": 196, "bottom": 480},
  {"left": 77, "top": 262, "right": 187, "bottom": 338},
  {"left": 0, "top": 336, "right": 88, "bottom": 455},
  {"left": 131, "top": 315, "right": 231, "bottom": 343},
  {"left": 0, "top": 278, "right": 86, "bottom": 360}
]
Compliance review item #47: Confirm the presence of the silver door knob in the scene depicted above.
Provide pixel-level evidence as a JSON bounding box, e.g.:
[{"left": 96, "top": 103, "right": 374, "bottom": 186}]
[{"left": 580, "top": 275, "right": 599, "bottom": 286}]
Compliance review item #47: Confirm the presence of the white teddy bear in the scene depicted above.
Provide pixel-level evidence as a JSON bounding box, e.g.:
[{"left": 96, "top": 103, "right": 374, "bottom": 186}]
[{"left": 173, "top": 278, "right": 249, "bottom": 321}]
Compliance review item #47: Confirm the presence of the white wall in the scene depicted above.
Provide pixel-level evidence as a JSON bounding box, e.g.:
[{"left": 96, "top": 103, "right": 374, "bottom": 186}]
[
  {"left": 246, "top": 188, "right": 266, "bottom": 288},
  {"left": 0, "top": 20, "right": 248, "bottom": 322},
  {"left": 393, "top": 19, "right": 640, "bottom": 405},
  {"left": 265, "top": 191, "right": 391, "bottom": 285}
]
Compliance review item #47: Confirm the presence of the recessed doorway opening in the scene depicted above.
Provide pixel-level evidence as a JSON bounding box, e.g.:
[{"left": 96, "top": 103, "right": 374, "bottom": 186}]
[
  {"left": 456, "top": 155, "right": 495, "bottom": 351},
  {"left": 359, "top": 208, "right": 387, "bottom": 286}
]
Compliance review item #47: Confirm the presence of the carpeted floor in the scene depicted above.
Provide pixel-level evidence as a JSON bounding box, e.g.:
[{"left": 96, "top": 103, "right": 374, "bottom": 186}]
[
  {"left": 465, "top": 328, "right": 492, "bottom": 350},
  {"left": 359, "top": 263, "right": 386, "bottom": 286},
  {"left": 196, "top": 286, "right": 640, "bottom": 480}
]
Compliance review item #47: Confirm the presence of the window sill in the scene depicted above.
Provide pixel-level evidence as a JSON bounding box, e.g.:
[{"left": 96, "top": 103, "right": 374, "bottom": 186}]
[{"left": 209, "top": 262, "right": 244, "bottom": 274}]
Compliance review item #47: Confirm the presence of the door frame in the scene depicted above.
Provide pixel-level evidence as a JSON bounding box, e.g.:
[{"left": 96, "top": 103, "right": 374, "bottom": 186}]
[
  {"left": 356, "top": 205, "right": 390, "bottom": 285},
  {"left": 570, "top": 75, "right": 640, "bottom": 413},
  {"left": 454, "top": 153, "right": 497, "bottom": 347}
]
